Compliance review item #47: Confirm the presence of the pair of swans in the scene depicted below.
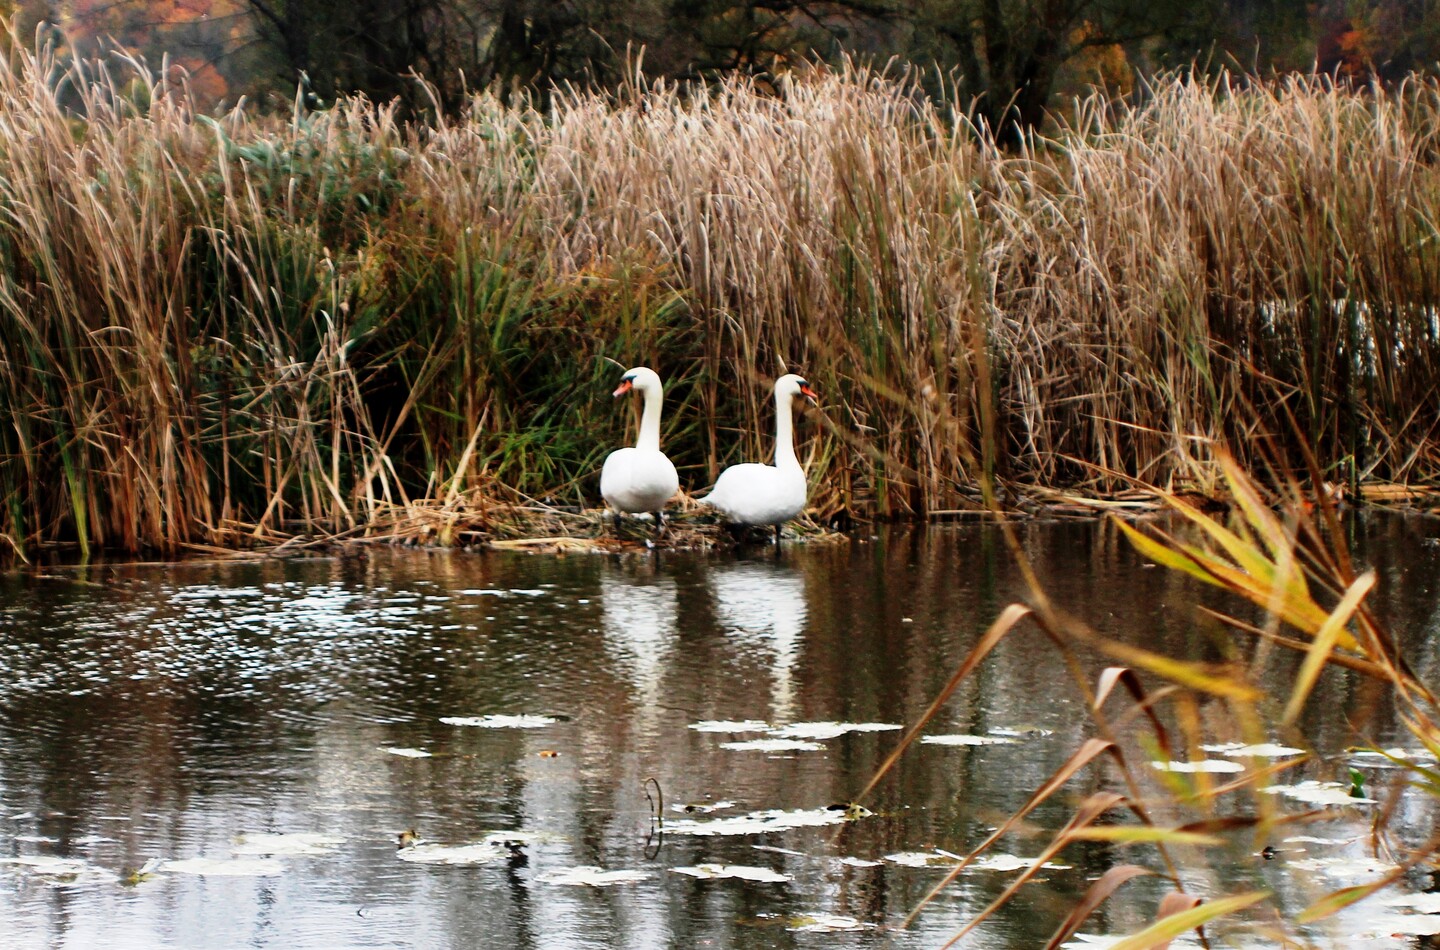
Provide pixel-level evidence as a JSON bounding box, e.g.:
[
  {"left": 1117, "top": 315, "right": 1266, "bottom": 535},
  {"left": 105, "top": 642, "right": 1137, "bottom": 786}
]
[{"left": 599, "top": 367, "right": 818, "bottom": 542}]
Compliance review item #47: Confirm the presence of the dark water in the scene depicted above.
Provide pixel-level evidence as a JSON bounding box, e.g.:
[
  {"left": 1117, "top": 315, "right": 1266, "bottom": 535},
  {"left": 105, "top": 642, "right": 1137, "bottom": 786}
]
[{"left": 1, "top": 518, "right": 1439, "bottom": 949}]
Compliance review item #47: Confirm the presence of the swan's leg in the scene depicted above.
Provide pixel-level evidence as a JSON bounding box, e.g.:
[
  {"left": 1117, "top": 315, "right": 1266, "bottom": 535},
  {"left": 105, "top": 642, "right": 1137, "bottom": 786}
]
[
  {"left": 774, "top": 524, "right": 781, "bottom": 548},
  {"left": 653, "top": 511, "right": 666, "bottom": 540}
]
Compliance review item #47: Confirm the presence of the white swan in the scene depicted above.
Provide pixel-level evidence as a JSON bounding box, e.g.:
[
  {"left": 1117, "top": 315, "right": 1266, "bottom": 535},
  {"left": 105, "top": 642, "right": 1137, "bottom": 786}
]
[
  {"left": 701, "top": 373, "right": 818, "bottom": 544},
  {"left": 600, "top": 367, "right": 679, "bottom": 534}
]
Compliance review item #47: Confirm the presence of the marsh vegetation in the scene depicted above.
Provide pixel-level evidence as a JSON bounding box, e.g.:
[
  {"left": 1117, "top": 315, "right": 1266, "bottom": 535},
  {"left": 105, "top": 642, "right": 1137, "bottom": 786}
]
[{"left": 5, "top": 35, "right": 1440, "bottom": 559}]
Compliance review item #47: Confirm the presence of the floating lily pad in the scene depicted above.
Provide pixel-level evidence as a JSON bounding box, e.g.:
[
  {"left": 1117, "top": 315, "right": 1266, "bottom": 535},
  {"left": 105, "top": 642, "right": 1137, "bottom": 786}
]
[
  {"left": 719, "top": 738, "right": 825, "bottom": 752},
  {"left": 689, "top": 720, "right": 771, "bottom": 733},
  {"left": 768, "top": 722, "right": 903, "bottom": 740},
  {"left": 397, "top": 842, "right": 509, "bottom": 866},
  {"left": 159, "top": 857, "right": 286, "bottom": 876},
  {"left": 534, "top": 866, "right": 648, "bottom": 886},
  {"left": 921, "top": 734, "right": 1019, "bottom": 746},
  {"left": 1260, "top": 780, "right": 1377, "bottom": 805},
  {"left": 440, "top": 715, "right": 558, "bottom": 729},
  {"left": 232, "top": 833, "right": 344, "bottom": 856},
  {"left": 667, "top": 807, "right": 863, "bottom": 836},
  {"left": 1150, "top": 759, "right": 1245, "bottom": 773},
  {"left": 381, "top": 747, "right": 432, "bottom": 758},
  {"left": 670, "top": 864, "right": 791, "bottom": 883}
]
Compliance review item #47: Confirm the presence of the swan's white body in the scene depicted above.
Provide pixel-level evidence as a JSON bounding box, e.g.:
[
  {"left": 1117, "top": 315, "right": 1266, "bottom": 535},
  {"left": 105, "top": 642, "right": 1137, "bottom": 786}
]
[
  {"left": 601, "top": 367, "right": 679, "bottom": 516},
  {"left": 702, "top": 374, "right": 816, "bottom": 526}
]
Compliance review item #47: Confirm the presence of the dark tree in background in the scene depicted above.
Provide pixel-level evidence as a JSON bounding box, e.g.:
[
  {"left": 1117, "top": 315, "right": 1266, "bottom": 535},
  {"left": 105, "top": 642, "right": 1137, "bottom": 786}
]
[{"left": 42, "top": 0, "right": 1440, "bottom": 131}]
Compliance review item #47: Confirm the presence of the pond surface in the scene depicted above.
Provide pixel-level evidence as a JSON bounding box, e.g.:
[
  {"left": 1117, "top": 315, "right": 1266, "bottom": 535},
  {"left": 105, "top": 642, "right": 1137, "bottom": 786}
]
[{"left": 2, "top": 519, "right": 1440, "bottom": 949}]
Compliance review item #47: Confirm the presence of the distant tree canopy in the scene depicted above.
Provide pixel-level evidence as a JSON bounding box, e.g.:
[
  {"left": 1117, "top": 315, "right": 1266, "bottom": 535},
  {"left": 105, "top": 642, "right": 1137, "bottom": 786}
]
[{"left": 40, "top": 0, "right": 1440, "bottom": 131}]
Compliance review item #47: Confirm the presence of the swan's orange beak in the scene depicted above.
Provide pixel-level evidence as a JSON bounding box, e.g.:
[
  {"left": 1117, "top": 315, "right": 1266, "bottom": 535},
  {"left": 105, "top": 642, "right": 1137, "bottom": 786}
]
[
  {"left": 612, "top": 379, "right": 634, "bottom": 398},
  {"left": 799, "top": 383, "right": 819, "bottom": 404}
]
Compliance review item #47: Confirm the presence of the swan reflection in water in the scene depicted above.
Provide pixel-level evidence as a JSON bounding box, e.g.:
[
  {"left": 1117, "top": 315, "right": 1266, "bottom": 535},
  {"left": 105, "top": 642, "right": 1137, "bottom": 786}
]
[
  {"left": 708, "top": 562, "right": 807, "bottom": 720},
  {"left": 598, "top": 562, "right": 679, "bottom": 713}
]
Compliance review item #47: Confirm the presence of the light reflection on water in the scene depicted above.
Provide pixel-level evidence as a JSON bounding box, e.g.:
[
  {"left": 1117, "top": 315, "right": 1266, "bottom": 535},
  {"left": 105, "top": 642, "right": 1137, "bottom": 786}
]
[{"left": 0, "top": 518, "right": 1437, "bottom": 948}]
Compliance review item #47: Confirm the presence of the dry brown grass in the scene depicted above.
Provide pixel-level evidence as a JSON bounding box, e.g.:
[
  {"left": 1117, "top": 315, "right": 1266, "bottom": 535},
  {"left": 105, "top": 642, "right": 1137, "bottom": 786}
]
[{"left": 5, "top": 36, "right": 1440, "bottom": 559}]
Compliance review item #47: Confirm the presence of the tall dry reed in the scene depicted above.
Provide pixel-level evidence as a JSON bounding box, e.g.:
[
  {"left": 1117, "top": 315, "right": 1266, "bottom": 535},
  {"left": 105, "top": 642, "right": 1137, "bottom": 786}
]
[{"left": 4, "top": 39, "right": 1440, "bottom": 558}]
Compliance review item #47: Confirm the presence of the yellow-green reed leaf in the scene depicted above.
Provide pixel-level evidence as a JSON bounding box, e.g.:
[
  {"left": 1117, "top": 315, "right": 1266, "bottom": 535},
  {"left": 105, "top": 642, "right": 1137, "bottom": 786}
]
[
  {"left": 1219, "top": 450, "right": 1290, "bottom": 561},
  {"left": 1165, "top": 536, "right": 1332, "bottom": 637},
  {"left": 1111, "top": 516, "right": 1220, "bottom": 585},
  {"left": 1283, "top": 571, "right": 1375, "bottom": 726},
  {"left": 1094, "top": 640, "right": 1260, "bottom": 701},
  {"left": 1296, "top": 876, "right": 1403, "bottom": 924},
  {"left": 1166, "top": 493, "right": 1280, "bottom": 586},
  {"left": 1067, "top": 827, "right": 1221, "bottom": 846},
  {"left": 1103, "top": 891, "right": 1271, "bottom": 950}
]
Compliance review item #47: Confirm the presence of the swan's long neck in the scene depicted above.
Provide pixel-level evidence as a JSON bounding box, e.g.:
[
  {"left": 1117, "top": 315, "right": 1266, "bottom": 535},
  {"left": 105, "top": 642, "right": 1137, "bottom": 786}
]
[
  {"left": 773, "top": 390, "right": 799, "bottom": 470},
  {"left": 636, "top": 384, "right": 663, "bottom": 452}
]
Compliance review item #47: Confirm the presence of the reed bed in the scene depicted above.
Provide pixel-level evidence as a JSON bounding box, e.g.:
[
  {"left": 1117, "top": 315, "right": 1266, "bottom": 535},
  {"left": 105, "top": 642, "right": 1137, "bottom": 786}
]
[{"left": 5, "top": 37, "right": 1440, "bottom": 559}]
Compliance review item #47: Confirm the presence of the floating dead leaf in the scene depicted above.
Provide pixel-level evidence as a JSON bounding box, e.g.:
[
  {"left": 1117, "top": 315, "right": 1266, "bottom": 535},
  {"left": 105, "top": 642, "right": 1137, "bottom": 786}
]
[
  {"left": 921, "top": 734, "right": 1019, "bottom": 746},
  {"left": 537, "top": 750, "right": 560, "bottom": 758},
  {"left": 670, "top": 864, "right": 791, "bottom": 883},
  {"left": 767, "top": 722, "right": 903, "bottom": 740},
  {"left": 0, "top": 855, "right": 116, "bottom": 882},
  {"left": 786, "top": 913, "right": 872, "bottom": 933},
  {"left": 158, "top": 857, "right": 286, "bottom": 876},
  {"left": 440, "top": 715, "right": 558, "bottom": 729},
  {"left": 1260, "top": 780, "right": 1377, "bottom": 805},
  {"left": 884, "top": 851, "right": 961, "bottom": 868},
  {"left": 671, "top": 800, "right": 735, "bottom": 814},
  {"left": 397, "top": 842, "right": 509, "bottom": 866},
  {"left": 1288, "top": 856, "right": 1400, "bottom": 879},
  {"left": 232, "top": 832, "right": 344, "bottom": 856},
  {"left": 752, "top": 844, "right": 806, "bottom": 857},
  {"left": 1202, "top": 742, "right": 1306, "bottom": 758},
  {"left": 1354, "top": 915, "right": 1440, "bottom": 936},
  {"left": 667, "top": 807, "right": 864, "bottom": 836},
  {"left": 989, "top": 726, "right": 1055, "bottom": 738},
  {"left": 837, "top": 856, "right": 883, "bottom": 868},
  {"left": 1150, "top": 759, "right": 1245, "bottom": 773},
  {"left": 1385, "top": 893, "right": 1440, "bottom": 914},
  {"left": 534, "top": 865, "right": 648, "bottom": 886},
  {"left": 719, "top": 738, "right": 824, "bottom": 753},
  {"left": 689, "top": 720, "right": 771, "bottom": 733},
  {"left": 1284, "top": 834, "right": 1358, "bottom": 846},
  {"left": 970, "top": 853, "right": 1072, "bottom": 872},
  {"left": 482, "top": 830, "right": 566, "bottom": 847}
]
